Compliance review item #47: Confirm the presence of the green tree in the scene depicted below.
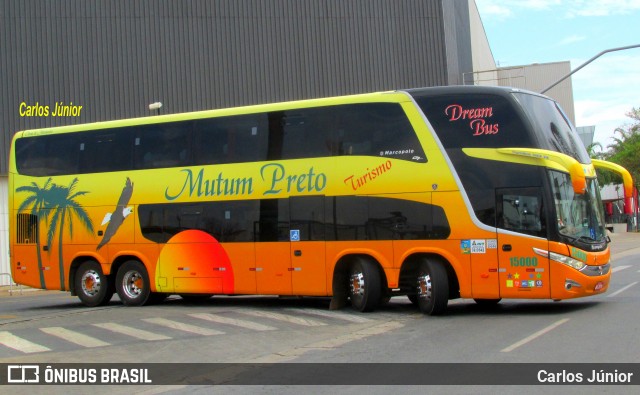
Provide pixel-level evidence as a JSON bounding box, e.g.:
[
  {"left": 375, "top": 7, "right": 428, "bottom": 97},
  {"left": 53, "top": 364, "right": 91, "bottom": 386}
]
[
  {"left": 605, "top": 107, "right": 640, "bottom": 190},
  {"left": 587, "top": 142, "right": 619, "bottom": 186},
  {"left": 16, "top": 178, "right": 53, "bottom": 289},
  {"left": 586, "top": 142, "right": 604, "bottom": 159},
  {"left": 46, "top": 178, "right": 94, "bottom": 291}
]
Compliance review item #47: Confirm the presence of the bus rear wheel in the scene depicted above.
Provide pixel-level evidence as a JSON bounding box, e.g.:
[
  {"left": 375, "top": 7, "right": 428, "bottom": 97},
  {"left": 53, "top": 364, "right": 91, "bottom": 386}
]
[
  {"left": 348, "top": 258, "right": 381, "bottom": 312},
  {"left": 75, "top": 260, "right": 114, "bottom": 307},
  {"left": 116, "top": 260, "right": 151, "bottom": 306},
  {"left": 415, "top": 259, "right": 448, "bottom": 315}
]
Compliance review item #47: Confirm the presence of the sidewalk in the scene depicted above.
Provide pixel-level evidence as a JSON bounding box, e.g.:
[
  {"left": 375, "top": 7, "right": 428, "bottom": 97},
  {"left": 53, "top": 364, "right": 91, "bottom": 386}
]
[
  {"left": 608, "top": 230, "right": 640, "bottom": 258},
  {"left": 2, "top": 233, "right": 640, "bottom": 296}
]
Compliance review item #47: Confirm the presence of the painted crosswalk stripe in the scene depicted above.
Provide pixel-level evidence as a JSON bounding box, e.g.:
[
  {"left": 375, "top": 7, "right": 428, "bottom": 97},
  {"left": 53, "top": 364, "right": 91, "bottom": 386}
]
[
  {"left": 40, "top": 327, "right": 110, "bottom": 348},
  {"left": 612, "top": 265, "right": 631, "bottom": 273},
  {"left": 0, "top": 331, "right": 51, "bottom": 353},
  {"left": 189, "top": 313, "right": 276, "bottom": 331},
  {"left": 238, "top": 310, "right": 327, "bottom": 327},
  {"left": 284, "top": 308, "right": 373, "bottom": 323},
  {"left": 142, "top": 318, "right": 224, "bottom": 336},
  {"left": 92, "top": 323, "right": 171, "bottom": 341}
]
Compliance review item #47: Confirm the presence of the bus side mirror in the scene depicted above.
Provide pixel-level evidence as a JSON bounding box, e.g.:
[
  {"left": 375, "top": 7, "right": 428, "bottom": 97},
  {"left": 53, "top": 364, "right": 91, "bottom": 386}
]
[
  {"left": 464, "top": 148, "right": 588, "bottom": 194},
  {"left": 592, "top": 159, "right": 633, "bottom": 198}
]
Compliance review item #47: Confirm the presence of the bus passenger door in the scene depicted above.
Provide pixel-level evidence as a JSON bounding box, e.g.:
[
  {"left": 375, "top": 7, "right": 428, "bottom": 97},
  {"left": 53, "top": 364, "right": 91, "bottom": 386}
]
[
  {"left": 496, "top": 188, "right": 551, "bottom": 299},
  {"left": 289, "top": 196, "right": 326, "bottom": 296}
]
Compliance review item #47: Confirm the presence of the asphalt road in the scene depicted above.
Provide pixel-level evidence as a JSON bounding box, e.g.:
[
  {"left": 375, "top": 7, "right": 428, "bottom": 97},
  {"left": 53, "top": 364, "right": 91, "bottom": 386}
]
[{"left": 1, "top": 232, "right": 639, "bottom": 394}]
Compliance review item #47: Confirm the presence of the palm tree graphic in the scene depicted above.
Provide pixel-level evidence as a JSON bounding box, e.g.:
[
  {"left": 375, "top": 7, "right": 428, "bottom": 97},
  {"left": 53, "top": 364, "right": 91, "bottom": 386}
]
[
  {"left": 46, "top": 178, "right": 94, "bottom": 291},
  {"left": 16, "top": 178, "right": 53, "bottom": 289},
  {"left": 17, "top": 177, "right": 94, "bottom": 291}
]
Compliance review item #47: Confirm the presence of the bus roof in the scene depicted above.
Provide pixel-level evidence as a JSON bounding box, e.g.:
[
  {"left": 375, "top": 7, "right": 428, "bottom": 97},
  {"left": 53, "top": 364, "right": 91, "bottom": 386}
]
[
  {"left": 13, "top": 89, "right": 409, "bottom": 138},
  {"left": 13, "top": 85, "right": 555, "bottom": 139},
  {"left": 404, "top": 85, "right": 547, "bottom": 100}
]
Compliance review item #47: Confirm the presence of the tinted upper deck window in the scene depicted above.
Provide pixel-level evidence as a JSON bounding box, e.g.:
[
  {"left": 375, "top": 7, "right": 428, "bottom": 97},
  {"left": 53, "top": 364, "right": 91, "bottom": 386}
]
[
  {"left": 15, "top": 133, "right": 80, "bottom": 176},
  {"left": 15, "top": 102, "right": 425, "bottom": 177},
  {"left": 276, "top": 103, "right": 426, "bottom": 163},
  {"left": 414, "top": 94, "right": 534, "bottom": 149}
]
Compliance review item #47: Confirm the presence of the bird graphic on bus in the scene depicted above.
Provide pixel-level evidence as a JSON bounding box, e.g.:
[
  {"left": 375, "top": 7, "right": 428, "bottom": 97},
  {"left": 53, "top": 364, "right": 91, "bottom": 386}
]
[{"left": 97, "top": 177, "right": 134, "bottom": 250}]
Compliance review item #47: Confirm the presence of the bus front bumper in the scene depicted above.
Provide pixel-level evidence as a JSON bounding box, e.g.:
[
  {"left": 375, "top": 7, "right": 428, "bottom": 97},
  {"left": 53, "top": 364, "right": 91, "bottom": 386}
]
[{"left": 550, "top": 262, "right": 611, "bottom": 300}]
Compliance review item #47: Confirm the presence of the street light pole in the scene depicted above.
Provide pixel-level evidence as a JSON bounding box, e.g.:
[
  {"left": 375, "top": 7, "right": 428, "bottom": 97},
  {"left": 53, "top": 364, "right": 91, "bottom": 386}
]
[{"left": 540, "top": 44, "right": 640, "bottom": 94}]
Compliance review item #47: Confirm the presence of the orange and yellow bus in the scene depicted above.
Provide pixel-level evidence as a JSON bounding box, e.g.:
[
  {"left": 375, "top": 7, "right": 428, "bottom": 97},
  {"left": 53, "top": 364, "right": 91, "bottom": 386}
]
[{"left": 8, "top": 86, "right": 633, "bottom": 314}]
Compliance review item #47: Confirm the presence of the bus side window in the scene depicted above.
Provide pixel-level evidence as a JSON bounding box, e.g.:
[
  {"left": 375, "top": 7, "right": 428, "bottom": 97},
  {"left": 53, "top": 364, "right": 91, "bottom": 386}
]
[
  {"left": 20, "top": 134, "right": 80, "bottom": 176},
  {"left": 193, "top": 119, "right": 229, "bottom": 165},
  {"left": 497, "top": 188, "right": 545, "bottom": 237},
  {"left": 279, "top": 111, "right": 331, "bottom": 160},
  {"left": 135, "top": 123, "right": 191, "bottom": 169},
  {"left": 231, "top": 115, "right": 268, "bottom": 162},
  {"left": 193, "top": 115, "right": 268, "bottom": 165},
  {"left": 79, "top": 132, "right": 132, "bottom": 173}
]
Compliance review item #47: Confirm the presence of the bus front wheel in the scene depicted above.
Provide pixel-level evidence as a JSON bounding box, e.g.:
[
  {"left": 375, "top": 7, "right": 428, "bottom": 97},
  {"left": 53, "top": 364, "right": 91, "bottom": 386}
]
[
  {"left": 415, "top": 259, "right": 449, "bottom": 315},
  {"left": 116, "top": 260, "right": 151, "bottom": 306},
  {"left": 348, "top": 258, "right": 381, "bottom": 312},
  {"left": 75, "top": 260, "right": 114, "bottom": 307}
]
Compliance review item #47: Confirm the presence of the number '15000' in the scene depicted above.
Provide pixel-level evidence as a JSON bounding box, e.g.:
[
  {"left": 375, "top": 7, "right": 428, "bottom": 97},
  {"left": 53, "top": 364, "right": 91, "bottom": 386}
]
[{"left": 510, "top": 257, "right": 538, "bottom": 267}]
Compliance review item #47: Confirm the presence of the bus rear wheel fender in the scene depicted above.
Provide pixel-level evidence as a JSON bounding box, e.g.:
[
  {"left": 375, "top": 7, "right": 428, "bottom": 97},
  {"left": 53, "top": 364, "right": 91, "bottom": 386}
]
[
  {"left": 74, "top": 260, "right": 114, "bottom": 307},
  {"left": 116, "top": 260, "right": 151, "bottom": 306},
  {"left": 414, "top": 258, "right": 449, "bottom": 315}
]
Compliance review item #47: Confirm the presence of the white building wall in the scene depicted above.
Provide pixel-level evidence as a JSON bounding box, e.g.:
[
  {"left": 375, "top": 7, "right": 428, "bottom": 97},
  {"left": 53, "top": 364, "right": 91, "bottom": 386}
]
[
  {"left": 0, "top": 176, "right": 11, "bottom": 286},
  {"left": 497, "top": 62, "right": 576, "bottom": 124}
]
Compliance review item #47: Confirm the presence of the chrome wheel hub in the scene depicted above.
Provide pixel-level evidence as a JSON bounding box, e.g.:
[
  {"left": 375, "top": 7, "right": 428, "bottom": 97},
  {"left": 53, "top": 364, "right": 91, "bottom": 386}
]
[
  {"left": 122, "top": 270, "right": 143, "bottom": 299},
  {"left": 350, "top": 272, "right": 365, "bottom": 296},
  {"left": 417, "top": 273, "right": 432, "bottom": 300},
  {"left": 81, "top": 270, "right": 101, "bottom": 296}
]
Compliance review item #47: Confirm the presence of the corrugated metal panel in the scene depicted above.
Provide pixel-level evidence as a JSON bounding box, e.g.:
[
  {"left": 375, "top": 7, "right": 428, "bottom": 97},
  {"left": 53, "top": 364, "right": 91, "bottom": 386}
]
[
  {"left": 0, "top": 177, "right": 9, "bottom": 286},
  {"left": 442, "top": 0, "right": 472, "bottom": 85},
  {"left": 1, "top": 0, "right": 453, "bottom": 175}
]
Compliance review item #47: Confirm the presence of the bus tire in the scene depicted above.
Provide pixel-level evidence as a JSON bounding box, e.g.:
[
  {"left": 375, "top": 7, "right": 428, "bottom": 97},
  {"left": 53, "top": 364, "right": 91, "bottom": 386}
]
[
  {"left": 75, "top": 260, "right": 114, "bottom": 307},
  {"left": 348, "top": 258, "right": 381, "bottom": 312},
  {"left": 116, "top": 260, "right": 151, "bottom": 306},
  {"left": 415, "top": 259, "right": 448, "bottom": 315}
]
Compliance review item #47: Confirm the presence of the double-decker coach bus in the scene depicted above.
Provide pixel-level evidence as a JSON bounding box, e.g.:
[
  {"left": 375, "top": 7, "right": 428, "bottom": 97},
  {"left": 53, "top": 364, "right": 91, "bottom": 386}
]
[{"left": 8, "top": 86, "right": 633, "bottom": 314}]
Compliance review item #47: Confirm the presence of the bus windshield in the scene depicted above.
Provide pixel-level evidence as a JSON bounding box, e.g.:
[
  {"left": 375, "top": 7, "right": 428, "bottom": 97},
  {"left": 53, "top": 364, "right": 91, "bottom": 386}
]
[
  {"left": 512, "top": 92, "right": 591, "bottom": 164},
  {"left": 550, "top": 171, "right": 607, "bottom": 243}
]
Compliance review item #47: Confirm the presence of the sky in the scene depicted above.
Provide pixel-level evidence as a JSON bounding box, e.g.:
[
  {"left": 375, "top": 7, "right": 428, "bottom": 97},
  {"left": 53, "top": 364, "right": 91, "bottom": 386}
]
[{"left": 475, "top": 0, "right": 640, "bottom": 151}]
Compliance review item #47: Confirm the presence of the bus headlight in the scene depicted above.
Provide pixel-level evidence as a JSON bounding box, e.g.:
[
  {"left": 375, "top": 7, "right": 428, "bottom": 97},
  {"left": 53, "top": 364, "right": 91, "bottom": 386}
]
[{"left": 549, "top": 252, "right": 586, "bottom": 271}]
